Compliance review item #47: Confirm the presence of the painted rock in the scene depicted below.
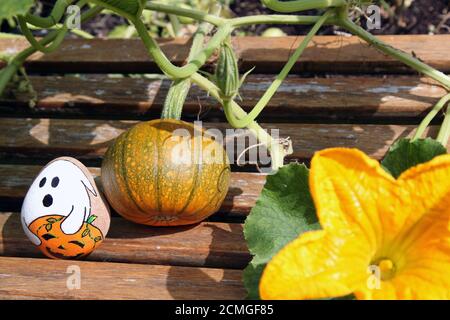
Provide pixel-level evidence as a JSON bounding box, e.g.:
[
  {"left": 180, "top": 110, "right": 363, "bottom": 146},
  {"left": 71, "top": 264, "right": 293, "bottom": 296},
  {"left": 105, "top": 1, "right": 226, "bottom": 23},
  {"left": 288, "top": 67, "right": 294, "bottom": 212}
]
[{"left": 21, "top": 157, "right": 110, "bottom": 259}]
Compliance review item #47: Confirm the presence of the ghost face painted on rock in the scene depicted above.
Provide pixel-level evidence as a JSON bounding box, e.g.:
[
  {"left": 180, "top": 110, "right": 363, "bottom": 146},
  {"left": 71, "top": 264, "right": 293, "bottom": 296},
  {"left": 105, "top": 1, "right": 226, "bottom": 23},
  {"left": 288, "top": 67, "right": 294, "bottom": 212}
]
[{"left": 21, "top": 159, "right": 98, "bottom": 246}]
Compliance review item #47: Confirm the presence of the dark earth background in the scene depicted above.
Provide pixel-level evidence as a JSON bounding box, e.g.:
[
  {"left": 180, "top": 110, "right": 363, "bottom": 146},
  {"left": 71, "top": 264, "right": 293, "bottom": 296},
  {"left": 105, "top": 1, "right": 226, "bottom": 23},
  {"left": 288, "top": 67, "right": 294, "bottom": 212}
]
[{"left": 1, "top": 0, "right": 449, "bottom": 36}]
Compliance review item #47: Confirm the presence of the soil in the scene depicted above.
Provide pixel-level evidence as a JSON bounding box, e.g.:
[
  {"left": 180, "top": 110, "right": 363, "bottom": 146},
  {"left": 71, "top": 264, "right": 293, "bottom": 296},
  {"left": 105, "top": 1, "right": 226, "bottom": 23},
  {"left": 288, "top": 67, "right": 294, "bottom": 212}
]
[
  {"left": 1, "top": 0, "right": 449, "bottom": 36},
  {"left": 230, "top": 0, "right": 450, "bottom": 35}
]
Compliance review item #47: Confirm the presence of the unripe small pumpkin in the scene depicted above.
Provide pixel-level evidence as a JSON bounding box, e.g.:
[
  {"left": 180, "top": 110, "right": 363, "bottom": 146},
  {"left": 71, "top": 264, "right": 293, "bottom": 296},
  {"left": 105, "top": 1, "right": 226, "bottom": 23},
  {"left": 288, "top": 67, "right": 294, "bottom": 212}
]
[{"left": 101, "top": 119, "right": 231, "bottom": 226}]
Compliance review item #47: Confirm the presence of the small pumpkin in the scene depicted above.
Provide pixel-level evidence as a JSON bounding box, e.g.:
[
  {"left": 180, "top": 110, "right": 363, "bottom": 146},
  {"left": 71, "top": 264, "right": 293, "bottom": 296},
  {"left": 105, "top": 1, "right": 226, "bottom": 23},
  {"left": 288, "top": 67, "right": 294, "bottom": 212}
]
[
  {"left": 101, "top": 119, "right": 231, "bottom": 226},
  {"left": 28, "top": 215, "right": 103, "bottom": 259}
]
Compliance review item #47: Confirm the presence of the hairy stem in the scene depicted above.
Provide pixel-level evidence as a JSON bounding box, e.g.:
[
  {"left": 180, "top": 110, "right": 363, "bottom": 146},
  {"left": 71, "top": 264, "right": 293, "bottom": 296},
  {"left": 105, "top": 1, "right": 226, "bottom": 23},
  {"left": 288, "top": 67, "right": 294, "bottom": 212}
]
[
  {"left": 0, "top": 5, "right": 103, "bottom": 97},
  {"left": 146, "top": 2, "right": 338, "bottom": 27},
  {"left": 18, "top": 16, "right": 68, "bottom": 54},
  {"left": 25, "top": 0, "right": 75, "bottom": 28},
  {"left": 437, "top": 105, "right": 450, "bottom": 146},
  {"left": 133, "top": 18, "right": 232, "bottom": 79},
  {"left": 161, "top": 4, "right": 222, "bottom": 119},
  {"left": 146, "top": 2, "right": 226, "bottom": 26},
  {"left": 191, "top": 72, "right": 292, "bottom": 171},
  {"left": 224, "top": 10, "right": 333, "bottom": 129},
  {"left": 413, "top": 94, "right": 450, "bottom": 141},
  {"left": 260, "top": 0, "right": 346, "bottom": 12},
  {"left": 230, "top": 14, "right": 337, "bottom": 27},
  {"left": 339, "top": 16, "right": 450, "bottom": 90}
]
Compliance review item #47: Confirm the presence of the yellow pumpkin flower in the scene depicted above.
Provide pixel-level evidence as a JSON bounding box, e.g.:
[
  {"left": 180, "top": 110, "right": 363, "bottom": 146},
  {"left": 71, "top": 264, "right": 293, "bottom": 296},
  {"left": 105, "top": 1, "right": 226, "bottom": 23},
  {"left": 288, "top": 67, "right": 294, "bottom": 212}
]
[{"left": 259, "top": 148, "right": 450, "bottom": 300}]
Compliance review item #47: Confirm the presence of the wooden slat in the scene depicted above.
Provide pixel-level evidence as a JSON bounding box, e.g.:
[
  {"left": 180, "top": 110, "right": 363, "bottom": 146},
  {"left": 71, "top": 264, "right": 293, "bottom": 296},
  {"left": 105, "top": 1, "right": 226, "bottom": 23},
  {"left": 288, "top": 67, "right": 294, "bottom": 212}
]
[
  {"left": 0, "top": 118, "right": 448, "bottom": 164},
  {"left": 0, "top": 256, "right": 245, "bottom": 299},
  {"left": 1, "top": 35, "right": 449, "bottom": 74},
  {"left": 0, "top": 165, "right": 265, "bottom": 216},
  {"left": 0, "top": 212, "right": 250, "bottom": 269},
  {"left": 0, "top": 75, "right": 446, "bottom": 120}
]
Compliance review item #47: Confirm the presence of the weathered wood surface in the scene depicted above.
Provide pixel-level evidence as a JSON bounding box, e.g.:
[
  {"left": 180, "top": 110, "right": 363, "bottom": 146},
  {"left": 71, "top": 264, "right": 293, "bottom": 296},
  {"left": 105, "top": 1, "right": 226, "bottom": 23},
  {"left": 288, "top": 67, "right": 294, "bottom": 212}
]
[
  {"left": 0, "top": 75, "right": 446, "bottom": 119},
  {"left": 0, "top": 165, "right": 264, "bottom": 215},
  {"left": 0, "top": 257, "right": 246, "bottom": 299},
  {"left": 0, "top": 118, "right": 447, "bottom": 164},
  {"left": 0, "top": 212, "right": 250, "bottom": 269},
  {"left": 1, "top": 35, "right": 449, "bottom": 73}
]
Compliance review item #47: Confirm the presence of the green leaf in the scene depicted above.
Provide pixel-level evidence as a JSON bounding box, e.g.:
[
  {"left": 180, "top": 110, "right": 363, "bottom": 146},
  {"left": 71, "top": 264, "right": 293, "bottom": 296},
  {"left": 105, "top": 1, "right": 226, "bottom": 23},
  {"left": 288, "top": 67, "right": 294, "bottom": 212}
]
[
  {"left": 382, "top": 138, "right": 447, "bottom": 178},
  {"left": 242, "top": 262, "right": 265, "bottom": 300},
  {"left": 0, "top": 0, "right": 34, "bottom": 25},
  {"left": 81, "top": 228, "right": 90, "bottom": 238},
  {"left": 243, "top": 163, "right": 320, "bottom": 299}
]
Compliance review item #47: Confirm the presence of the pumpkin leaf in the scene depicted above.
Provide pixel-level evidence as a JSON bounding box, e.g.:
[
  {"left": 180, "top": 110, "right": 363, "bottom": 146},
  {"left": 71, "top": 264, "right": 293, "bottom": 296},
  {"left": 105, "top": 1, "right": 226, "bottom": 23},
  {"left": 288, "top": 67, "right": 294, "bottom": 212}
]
[
  {"left": 243, "top": 163, "right": 320, "bottom": 299},
  {"left": 81, "top": 228, "right": 90, "bottom": 238},
  {"left": 0, "top": 0, "right": 34, "bottom": 25},
  {"left": 382, "top": 138, "right": 447, "bottom": 178}
]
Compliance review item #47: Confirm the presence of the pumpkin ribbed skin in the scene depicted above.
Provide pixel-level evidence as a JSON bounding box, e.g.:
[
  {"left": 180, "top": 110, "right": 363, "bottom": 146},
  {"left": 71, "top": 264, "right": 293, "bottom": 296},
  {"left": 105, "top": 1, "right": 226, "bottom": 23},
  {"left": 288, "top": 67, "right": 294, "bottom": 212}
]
[
  {"left": 101, "top": 119, "right": 231, "bottom": 226},
  {"left": 29, "top": 215, "right": 103, "bottom": 260}
]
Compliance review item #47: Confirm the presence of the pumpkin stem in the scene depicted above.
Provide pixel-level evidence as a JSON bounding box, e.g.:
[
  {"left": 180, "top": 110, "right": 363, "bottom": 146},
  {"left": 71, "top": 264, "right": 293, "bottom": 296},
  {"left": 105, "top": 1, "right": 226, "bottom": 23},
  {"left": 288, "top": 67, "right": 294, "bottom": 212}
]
[
  {"left": 161, "top": 4, "right": 221, "bottom": 121},
  {"left": 161, "top": 78, "right": 190, "bottom": 120},
  {"left": 86, "top": 215, "right": 97, "bottom": 225}
]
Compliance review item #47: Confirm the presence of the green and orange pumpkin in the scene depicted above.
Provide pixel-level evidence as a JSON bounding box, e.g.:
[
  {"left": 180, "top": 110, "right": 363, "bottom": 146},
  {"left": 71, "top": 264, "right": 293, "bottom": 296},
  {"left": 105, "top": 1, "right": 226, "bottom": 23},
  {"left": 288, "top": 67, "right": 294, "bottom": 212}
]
[
  {"left": 28, "top": 215, "right": 103, "bottom": 259},
  {"left": 101, "top": 119, "right": 231, "bottom": 226}
]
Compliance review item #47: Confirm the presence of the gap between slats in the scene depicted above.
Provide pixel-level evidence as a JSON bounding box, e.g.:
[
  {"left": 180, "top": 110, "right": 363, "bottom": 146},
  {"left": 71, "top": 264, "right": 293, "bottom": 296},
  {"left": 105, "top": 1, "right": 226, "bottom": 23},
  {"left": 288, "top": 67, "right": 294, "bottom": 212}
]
[
  {"left": 0, "top": 165, "right": 265, "bottom": 217},
  {"left": 0, "top": 75, "right": 446, "bottom": 121},
  {"left": 1, "top": 35, "right": 449, "bottom": 74},
  {"left": 0, "top": 118, "right": 448, "bottom": 166}
]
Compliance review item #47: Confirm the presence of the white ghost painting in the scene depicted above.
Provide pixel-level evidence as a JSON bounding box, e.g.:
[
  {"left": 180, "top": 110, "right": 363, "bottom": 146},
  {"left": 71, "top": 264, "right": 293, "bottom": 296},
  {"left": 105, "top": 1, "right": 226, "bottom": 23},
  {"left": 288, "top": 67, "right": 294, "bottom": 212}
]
[{"left": 21, "top": 158, "right": 107, "bottom": 247}]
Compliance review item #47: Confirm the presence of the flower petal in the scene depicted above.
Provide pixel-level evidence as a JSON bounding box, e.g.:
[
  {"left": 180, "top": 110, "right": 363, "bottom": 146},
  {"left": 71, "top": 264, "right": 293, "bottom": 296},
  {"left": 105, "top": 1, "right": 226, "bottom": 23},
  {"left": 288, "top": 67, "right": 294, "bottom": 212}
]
[
  {"left": 355, "top": 253, "right": 450, "bottom": 300},
  {"left": 356, "top": 154, "right": 450, "bottom": 300},
  {"left": 392, "top": 154, "right": 450, "bottom": 250},
  {"left": 259, "top": 230, "right": 371, "bottom": 300},
  {"left": 310, "top": 148, "right": 405, "bottom": 251}
]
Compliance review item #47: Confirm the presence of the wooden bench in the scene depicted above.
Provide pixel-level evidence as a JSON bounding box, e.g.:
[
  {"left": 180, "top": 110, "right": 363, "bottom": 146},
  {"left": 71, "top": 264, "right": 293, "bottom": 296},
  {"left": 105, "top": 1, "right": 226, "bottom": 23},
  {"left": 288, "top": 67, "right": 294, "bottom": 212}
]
[{"left": 0, "top": 35, "right": 449, "bottom": 299}]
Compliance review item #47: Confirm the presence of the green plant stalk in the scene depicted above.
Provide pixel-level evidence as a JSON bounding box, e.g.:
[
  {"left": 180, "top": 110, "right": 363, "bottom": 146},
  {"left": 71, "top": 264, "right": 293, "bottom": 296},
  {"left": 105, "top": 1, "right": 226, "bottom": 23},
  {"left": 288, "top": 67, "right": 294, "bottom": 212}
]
[
  {"left": 146, "top": 2, "right": 337, "bottom": 27},
  {"left": 339, "top": 16, "right": 450, "bottom": 90},
  {"left": 168, "top": 14, "right": 182, "bottom": 36},
  {"left": 223, "top": 10, "right": 333, "bottom": 129},
  {"left": 28, "top": 23, "right": 94, "bottom": 39},
  {"left": 260, "top": 0, "right": 346, "bottom": 12},
  {"left": 0, "top": 5, "right": 103, "bottom": 97},
  {"left": 191, "top": 72, "right": 291, "bottom": 171},
  {"left": 25, "top": 0, "right": 75, "bottom": 28},
  {"left": 437, "top": 104, "right": 450, "bottom": 146},
  {"left": 161, "top": 4, "right": 222, "bottom": 119},
  {"left": 413, "top": 93, "right": 450, "bottom": 141},
  {"left": 18, "top": 16, "right": 69, "bottom": 54},
  {"left": 161, "top": 79, "right": 191, "bottom": 119},
  {"left": 133, "top": 18, "right": 232, "bottom": 79},
  {"left": 230, "top": 14, "right": 338, "bottom": 27},
  {"left": 146, "top": 2, "right": 226, "bottom": 26}
]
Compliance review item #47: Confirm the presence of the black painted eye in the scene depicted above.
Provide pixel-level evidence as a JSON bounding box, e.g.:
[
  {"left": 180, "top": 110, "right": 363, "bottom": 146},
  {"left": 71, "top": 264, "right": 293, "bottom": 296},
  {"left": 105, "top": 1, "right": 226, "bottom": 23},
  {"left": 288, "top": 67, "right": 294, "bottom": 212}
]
[
  {"left": 39, "top": 177, "right": 46, "bottom": 188},
  {"left": 51, "top": 177, "right": 60, "bottom": 188}
]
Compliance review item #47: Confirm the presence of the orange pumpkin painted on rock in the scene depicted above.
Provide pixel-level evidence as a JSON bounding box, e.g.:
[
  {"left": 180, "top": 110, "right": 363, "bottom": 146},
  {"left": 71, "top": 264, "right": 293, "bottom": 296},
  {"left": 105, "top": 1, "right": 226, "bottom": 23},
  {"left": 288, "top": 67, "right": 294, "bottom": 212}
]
[
  {"left": 101, "top": 119, "right": 231, "bottom": 226},
  {"left": 28, "top": 215, "right": 103, "bottom": 259}
]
